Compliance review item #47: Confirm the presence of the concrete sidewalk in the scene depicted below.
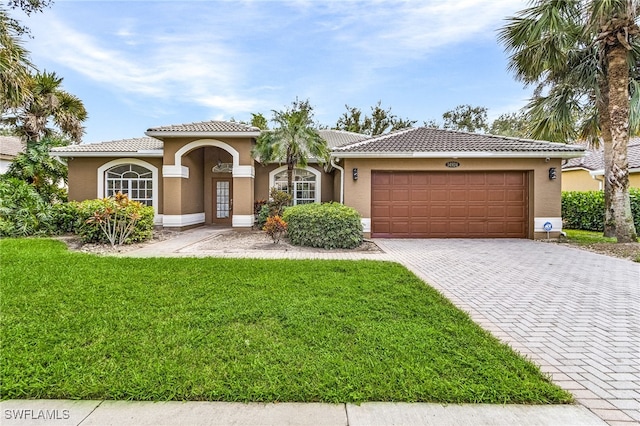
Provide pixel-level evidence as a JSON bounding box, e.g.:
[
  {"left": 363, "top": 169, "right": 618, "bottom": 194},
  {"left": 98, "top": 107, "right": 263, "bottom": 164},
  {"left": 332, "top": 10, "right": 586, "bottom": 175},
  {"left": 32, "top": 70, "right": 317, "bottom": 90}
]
[{"left": 0, "top": 400, "right": 606, "bottom": 426}]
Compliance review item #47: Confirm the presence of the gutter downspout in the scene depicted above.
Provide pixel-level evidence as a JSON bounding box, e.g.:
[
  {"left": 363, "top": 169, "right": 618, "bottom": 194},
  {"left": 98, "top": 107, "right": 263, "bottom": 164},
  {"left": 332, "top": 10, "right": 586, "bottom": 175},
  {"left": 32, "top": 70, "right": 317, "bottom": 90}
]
[{"left": 330, "top": 157, "right": 344, "bottom": 204}]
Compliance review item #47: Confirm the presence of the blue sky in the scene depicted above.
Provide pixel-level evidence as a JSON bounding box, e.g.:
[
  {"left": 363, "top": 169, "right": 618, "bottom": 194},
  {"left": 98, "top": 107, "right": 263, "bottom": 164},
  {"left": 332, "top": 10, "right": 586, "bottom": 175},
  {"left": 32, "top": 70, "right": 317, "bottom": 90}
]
[{"left": 13, "top": 0, "right": 531, "bottom": 144}]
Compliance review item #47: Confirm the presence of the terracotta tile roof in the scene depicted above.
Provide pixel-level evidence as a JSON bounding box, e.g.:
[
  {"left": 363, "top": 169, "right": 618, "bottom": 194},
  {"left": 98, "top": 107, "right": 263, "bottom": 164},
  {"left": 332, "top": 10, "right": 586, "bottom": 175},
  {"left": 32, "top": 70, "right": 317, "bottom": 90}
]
[
  {"left": 0, "top": 136, "right": 24, "bottom": 157},
  {"left": 50, "top": 137, "right": 163, "bottom": 154},
  {"left": 319, "top": 129, "right": 370, "bottom": 149},
  {"left": 563, "top": 137, "right": 640, "bottom": 171},
  {"left": 147, "top": 120, "right": 260, "bottom": 133},
  {"left": 333, "top": 127, "right": 585, "bottom": 156}
]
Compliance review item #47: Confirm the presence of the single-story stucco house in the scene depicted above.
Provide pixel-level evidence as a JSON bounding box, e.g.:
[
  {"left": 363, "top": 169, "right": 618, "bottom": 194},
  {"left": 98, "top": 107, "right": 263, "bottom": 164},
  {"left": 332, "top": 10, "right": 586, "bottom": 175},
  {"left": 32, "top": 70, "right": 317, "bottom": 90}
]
[
  {"left": 562, "top": 137, "right": 640, "bottom": 191},
  {"left": 51, "top": 120, "right": 585, "bottom": 239},
  {"left": 0, "top": 136, "right": 24, "bottom": 174}
]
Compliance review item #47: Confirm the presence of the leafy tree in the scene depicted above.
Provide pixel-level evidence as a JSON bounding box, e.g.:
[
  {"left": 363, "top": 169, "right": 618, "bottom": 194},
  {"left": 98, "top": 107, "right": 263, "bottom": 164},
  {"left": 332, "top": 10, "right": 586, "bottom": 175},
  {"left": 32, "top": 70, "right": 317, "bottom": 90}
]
[
  {"left": 6, "top": 136, "right": 67, "bottom": 203},
  {"left": 250, "top": 112, "right": 269, "bottom": 130},
  {"left": 335, "top": 101, "right": 416, "bottom": 135},
  {"left": 252, "top": 99, "right": 329, "bottom": 200},
  {"left": 499, "top": 0, "right": 638, "bottom": 242},
  {"left": 3, "top": 71, "right": 87, "bottom": 143},
  {"left": 489, "top": 112, "right": 531, "bottom": 138},
  {"left": 442, "top": 104, "right": 489, "bottom": 133}
]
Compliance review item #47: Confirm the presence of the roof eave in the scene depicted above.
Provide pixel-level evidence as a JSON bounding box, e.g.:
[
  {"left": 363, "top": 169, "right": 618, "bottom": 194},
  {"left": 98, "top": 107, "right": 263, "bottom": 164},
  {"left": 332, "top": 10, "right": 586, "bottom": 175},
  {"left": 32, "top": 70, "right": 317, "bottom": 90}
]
[
  {"left": 50, "top": 150, "right": 164, "bottom": 158},
  {"left": 590, "top": 167, "right": 640, "bottom": 176},
  {"left": 145, "top": 130, "right": 262, "bottom": 138},
  {"left": 330, "top": 151, "right": 585, "bottom": 159}
]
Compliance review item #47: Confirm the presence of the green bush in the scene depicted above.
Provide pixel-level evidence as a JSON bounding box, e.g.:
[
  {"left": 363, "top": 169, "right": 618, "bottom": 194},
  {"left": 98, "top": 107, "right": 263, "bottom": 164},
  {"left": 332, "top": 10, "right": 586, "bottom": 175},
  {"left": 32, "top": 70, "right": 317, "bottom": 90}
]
[
  {"left": 257, "top": 204, "right": 270, "bottom": 228},
  {"left": 0, "top": 177, "right": 54, "bottom": 237},
  {"left": 283, "top": 202, "right": 363, "bottom": 249},
  {"left": 562, "top": 189, "right": 640, "bottom": 232},
  {"left": 74, "top": 196, "right": 154, "bottom": 245},
  {"left": 51, "top": 201, "right": 80, "bottom": 234}
]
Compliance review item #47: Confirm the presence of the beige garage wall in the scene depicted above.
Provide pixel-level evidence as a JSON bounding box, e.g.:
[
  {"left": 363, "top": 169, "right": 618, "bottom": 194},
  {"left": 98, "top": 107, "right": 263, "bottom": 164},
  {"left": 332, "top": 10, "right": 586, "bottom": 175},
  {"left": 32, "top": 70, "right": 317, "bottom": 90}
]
[{"left": 339, "top": 157, "right": 564, "bottom": 238}]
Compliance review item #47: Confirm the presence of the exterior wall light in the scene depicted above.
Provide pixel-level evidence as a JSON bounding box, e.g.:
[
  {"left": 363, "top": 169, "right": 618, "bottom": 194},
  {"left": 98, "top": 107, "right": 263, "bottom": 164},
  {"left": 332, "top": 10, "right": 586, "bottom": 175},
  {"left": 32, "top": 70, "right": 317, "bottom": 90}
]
[
  {"left": 548, "top": 167, "right": 557, "bottom": 180},
  {"left": 352, "top": 168, "right": 358, "bottom": 180}
]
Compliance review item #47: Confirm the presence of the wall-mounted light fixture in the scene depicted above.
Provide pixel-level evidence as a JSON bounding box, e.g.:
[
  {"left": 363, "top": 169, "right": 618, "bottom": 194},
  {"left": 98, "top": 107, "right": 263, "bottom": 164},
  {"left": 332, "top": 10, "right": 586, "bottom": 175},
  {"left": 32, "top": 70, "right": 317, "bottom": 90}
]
[
  {"left": 548, "top": 167, "right": 557, "bottom": 180},
  {"left": 352, "top": 168, "right": 358, "bottom": 180}
]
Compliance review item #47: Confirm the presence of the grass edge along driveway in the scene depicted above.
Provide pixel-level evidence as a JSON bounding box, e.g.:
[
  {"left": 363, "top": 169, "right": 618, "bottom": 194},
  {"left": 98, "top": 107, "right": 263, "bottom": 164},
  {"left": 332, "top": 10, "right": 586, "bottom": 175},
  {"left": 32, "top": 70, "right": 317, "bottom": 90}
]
[{"left": 0, "top": 239, "right": 572, "bottom": 404}]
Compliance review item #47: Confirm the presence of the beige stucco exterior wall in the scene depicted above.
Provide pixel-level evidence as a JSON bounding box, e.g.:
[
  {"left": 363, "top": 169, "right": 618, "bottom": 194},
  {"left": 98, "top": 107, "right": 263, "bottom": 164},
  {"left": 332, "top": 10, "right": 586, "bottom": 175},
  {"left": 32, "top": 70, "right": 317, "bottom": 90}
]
[
  {"left": 630, "top": 172, "right": 640, "bottom": 188},
  {"left": 253, "top": 163, "right": 335, "bottom": 203},
  {"left": 562, "top": 169, "right": 602, "bottom": 191},
  {"left": 66, "top": 156, "right": 164, "bottom": 214},
  {"left": 336, "top": 157, "right": 564, "bottom": 239}
]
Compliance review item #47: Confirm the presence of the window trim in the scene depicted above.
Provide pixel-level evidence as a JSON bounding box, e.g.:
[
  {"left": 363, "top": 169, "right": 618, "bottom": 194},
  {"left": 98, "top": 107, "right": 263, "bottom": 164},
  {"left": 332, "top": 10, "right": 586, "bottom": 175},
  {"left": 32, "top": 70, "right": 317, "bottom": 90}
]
[
  {"left": 98, "top": 158, "right": 159, "bottom": 216},
  {"left": 268, "top": 165, "right": 321, "bottom": 204}
]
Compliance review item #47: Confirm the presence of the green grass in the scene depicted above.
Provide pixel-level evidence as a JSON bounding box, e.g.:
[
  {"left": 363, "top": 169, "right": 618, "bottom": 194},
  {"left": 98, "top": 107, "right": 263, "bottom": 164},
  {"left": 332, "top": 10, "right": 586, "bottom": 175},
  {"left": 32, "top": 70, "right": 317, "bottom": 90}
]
[
  {"left": 0, "top": 238, "right": 572, "bottom": 404},
  {"left": 563, "top": 229, "right": 618, "bottom": 245}
]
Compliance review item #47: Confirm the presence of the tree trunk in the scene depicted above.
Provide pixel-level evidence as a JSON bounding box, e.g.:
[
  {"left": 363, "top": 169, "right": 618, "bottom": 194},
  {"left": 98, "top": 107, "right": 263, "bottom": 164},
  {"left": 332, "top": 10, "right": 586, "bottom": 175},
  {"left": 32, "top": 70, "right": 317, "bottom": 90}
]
[
  {"left": 606, "top": 45, "right": 637, "bottom": 243},
  {"left": 597, "top": 78, "right": 616, "bottom": 237}
]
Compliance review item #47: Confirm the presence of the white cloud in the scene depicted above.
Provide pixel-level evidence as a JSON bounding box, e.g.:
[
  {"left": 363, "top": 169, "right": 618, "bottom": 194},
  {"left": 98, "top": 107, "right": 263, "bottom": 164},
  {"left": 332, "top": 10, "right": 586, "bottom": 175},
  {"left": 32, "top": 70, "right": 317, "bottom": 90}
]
[{"left": 29, "top": 14, "right": 256, "bottom": 113}]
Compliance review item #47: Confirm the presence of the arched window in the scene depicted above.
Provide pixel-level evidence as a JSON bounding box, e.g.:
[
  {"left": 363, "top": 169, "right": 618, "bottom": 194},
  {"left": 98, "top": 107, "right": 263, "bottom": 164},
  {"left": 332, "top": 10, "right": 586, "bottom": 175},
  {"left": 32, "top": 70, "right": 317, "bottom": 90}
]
[
  {"left": 105, "top": 164, "right": 153, "bottom": 206},
  {"left": 272, "top": 168, "right": 319, "bottom": 205}
]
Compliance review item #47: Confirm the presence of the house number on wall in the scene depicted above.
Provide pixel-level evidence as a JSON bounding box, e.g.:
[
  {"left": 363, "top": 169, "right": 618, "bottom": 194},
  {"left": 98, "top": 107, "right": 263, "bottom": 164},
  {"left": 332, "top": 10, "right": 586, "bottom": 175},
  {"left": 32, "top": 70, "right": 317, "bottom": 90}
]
[{"left": 445, "top": 161, "right": 460, "bottom": 168}]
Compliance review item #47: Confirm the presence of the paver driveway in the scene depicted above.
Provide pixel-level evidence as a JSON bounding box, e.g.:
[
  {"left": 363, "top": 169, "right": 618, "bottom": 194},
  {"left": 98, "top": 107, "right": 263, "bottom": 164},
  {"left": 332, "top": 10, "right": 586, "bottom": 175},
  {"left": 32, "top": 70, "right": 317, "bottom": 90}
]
[{"left": 374, "top": 239, "right": 640, "bottom": 425}]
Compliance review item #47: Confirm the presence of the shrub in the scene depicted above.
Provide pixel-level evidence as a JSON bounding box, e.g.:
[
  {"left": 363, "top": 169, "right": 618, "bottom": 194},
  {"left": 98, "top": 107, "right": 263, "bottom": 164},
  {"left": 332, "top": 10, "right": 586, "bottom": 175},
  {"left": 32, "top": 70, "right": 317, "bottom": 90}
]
[
  {"left": 0, "top": 177, "right": 54, "bottom": 237},
  {"left": 51, "top": 201, "right": 80, "bottom": 234},
  {"left": 267, "top": 187, "right": 292, "bottom": 216},
  {"left": 562, "top": 189, "right": 640, "bottom": 232},
  {"left": 74, "top": 194, "right": 154, "bottom": 245},
  {"left": 257, "top": 204, "right": 270, "bottom": 229},
  {"left": 263, "top": 215, "right": 287, "bottom": 243},
  {"left": 283, "top": 202, "right": 363, "bottom": 249}
]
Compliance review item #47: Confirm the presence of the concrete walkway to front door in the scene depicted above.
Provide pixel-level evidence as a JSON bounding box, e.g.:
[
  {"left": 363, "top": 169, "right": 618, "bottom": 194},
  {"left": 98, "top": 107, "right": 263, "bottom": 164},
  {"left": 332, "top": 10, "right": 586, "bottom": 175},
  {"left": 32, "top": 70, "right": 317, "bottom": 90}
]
[{"left": 374, "top": 239, "right": 640, "bottom": 425}]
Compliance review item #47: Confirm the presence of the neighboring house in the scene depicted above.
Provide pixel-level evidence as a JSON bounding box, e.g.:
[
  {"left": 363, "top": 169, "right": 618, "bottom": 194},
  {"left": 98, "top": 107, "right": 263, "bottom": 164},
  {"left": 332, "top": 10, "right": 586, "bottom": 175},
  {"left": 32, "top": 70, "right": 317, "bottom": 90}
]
[
  {"left": 0, "top": 136, "right": 24, "bottom": 174},
  {"left": 562, "top": 138, "right": 640, "bottom": 191},
  {"left": 51, "top": 120, "right": 584, "bottom": 239}
]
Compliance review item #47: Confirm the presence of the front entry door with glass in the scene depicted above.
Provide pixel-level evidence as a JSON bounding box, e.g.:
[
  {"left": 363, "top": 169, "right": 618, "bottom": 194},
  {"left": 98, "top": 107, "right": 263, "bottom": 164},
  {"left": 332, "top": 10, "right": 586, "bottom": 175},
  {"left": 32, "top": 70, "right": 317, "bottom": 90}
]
[{"left": 212, "top": 178, "right": 232, "bottom": 224}]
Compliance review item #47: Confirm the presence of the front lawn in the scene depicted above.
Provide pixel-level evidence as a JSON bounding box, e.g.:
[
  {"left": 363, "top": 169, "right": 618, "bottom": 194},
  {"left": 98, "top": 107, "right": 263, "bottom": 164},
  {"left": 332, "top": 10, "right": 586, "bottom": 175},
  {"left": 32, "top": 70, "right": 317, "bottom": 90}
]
[{"left": 0, "top": 239, "right": 571, "bottom": 404}]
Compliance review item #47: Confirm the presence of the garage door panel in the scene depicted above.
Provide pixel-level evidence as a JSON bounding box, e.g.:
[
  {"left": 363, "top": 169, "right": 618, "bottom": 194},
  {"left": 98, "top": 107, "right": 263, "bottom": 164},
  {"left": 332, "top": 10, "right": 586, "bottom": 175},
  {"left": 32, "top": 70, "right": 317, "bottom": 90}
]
[
  {"left": 430, "top": 205, "right": 448, "bottom": 218},
  {"left": 487, "top": 174, "right": 506, "bottom": 185},
  {"left": 450, "top": 190, "right": 468, "bottom": 201},
  {"left": 373, "top": 173, "right": 391, "bottom": 185},
  {"left": 468, "top": 190, "right": 486, "bottom": 201},
  {"left": 392, "top": 190, "right": 410, "bottom": 202},
  {"left": 431, "top": 190, "right": 448, "bottom": 201},
  {"left": 393, "top": 174, "right": 411, "bottom": 185},
  {"left": 507, "top": 189, "right": 526, "bottom": 202},
  {"left": 371, "top": 171, "right": 528, "bottom": 238}
]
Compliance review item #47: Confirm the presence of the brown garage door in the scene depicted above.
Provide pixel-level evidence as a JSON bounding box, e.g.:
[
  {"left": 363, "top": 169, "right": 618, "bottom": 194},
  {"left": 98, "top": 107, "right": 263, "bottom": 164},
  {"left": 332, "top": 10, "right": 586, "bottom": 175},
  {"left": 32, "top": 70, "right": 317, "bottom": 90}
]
[{"left": 371, "top": 171, "right": 528, "bottom": 238}]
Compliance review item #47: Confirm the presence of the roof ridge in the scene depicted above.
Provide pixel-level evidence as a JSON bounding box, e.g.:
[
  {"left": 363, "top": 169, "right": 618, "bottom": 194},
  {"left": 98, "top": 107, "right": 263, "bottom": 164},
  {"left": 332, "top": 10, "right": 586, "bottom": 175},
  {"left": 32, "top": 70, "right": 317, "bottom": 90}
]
[{"left": 334, "top": 126, "right": 416, "bottom": 150}]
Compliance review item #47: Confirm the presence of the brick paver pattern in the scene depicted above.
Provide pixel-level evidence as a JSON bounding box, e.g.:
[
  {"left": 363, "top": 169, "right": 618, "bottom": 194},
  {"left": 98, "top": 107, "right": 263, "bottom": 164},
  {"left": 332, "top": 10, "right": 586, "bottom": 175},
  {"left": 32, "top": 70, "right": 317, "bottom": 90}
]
[{"left": 375, "top": 239, "right": 640, "bottom": 425}]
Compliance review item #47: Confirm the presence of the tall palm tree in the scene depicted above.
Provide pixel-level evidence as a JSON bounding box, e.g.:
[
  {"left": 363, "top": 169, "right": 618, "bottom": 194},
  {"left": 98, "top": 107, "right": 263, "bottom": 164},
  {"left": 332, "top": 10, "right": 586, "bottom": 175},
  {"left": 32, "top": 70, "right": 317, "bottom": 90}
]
[
  {"left": 0, "top": 7, "right": 34, "bottom": 110},
  {"left": 252, "top": 99, "right": 329, "bottom": 201},
  {"left": 499, "top": 0, "right": 639, "bottom": 243}
]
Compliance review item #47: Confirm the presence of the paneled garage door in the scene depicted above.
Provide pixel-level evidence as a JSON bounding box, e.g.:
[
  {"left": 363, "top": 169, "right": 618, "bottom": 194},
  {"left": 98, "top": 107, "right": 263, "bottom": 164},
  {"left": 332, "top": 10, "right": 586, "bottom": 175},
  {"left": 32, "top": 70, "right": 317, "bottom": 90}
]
[{"left": 371, "top": 171, "right": 528, "bottom": 238}]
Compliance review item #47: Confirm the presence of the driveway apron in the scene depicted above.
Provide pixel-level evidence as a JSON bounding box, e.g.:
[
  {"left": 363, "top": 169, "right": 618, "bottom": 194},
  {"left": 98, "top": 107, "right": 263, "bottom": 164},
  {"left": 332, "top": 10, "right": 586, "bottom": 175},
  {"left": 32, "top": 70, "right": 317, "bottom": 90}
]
[{"left": 374, "top": 239, "right": 640, "bottom": 425}]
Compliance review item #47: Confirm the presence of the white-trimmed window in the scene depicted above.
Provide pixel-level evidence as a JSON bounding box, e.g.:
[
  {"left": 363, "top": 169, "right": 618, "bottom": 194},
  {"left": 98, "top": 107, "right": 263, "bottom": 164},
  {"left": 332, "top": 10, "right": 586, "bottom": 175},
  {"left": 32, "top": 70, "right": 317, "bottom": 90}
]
[
  {"left": 271, "top": 167, "right": 320, "bottom": 205},
  {"left": 105, "top": 164, "right": 153, "bottom": 206}
]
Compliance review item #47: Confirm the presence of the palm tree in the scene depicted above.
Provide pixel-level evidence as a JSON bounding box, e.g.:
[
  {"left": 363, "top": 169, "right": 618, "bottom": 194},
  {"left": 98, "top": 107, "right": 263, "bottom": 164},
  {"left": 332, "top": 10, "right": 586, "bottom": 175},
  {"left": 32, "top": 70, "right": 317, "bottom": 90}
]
[
  {"left": 499, "top": 0, "right": 639, "bottom": 243},
  {"left": 0, "top": 7, "right": 34, "bottom": 111},
  {"left": 4, "top": 71, "right": 87, "bottom": 144},
  {"left": 252, "top": 99, "right": 329, "bottom": 201}
]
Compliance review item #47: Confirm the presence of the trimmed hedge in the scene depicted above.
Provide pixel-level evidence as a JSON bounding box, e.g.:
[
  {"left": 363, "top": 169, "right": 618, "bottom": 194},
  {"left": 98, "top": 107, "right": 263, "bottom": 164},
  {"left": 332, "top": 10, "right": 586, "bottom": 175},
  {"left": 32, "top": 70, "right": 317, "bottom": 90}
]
[
  {"left": 282, "top": 202, "right": 363, "bottom": 249},
  {"left": 562, "top": 189, "right": 640, "bottom": 232}
]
